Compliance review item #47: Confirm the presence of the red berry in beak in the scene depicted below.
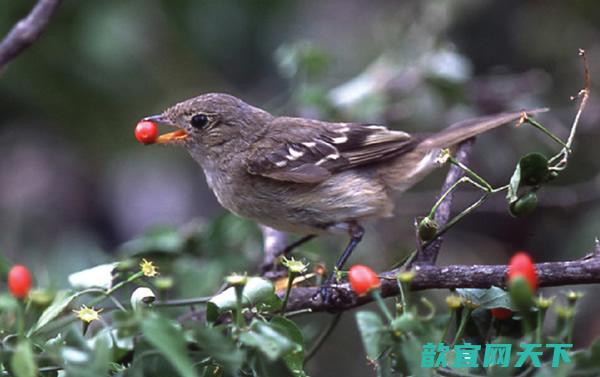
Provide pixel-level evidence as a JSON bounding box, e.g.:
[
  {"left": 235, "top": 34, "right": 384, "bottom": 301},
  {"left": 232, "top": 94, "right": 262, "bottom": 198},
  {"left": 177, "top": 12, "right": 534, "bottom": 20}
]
[{"left": 135, "top": 120, "right": 158, "bottom": 145}]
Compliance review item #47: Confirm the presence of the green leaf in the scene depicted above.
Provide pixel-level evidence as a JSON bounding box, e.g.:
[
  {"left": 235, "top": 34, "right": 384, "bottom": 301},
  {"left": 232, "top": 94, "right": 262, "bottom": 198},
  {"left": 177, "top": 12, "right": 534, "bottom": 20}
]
[
  {"left": 209, "top": 277, "right": 281, "bottom": 312},
  {"left": 519, "top": 153, "right": 549, "bottom": 186},
  {"left": 141, "top": 314, "right": 198, "bottom": 377},
  {"left": 356, "top": 311, "right": 385, "bottom": 360},
  {"left": 29, "top": 290, "right": 78, "bottom": 335},
  {"left": 390, "top": 312, "right": 421, "bottom": 334},
  {"left": 11, "top": 339, "right": 37, "bottom": 377},
  {"left": 506, "top": 163, "right": 521, "bottom": 204},
  {"left": 239, "top": 320, "right": 294, "bottom": 362},
  {"left": 65, "top": 331, "right": 112, "bottom": 377},
  {"left": 248, "top": 353, "right": 279, "bottom": 377},
  {"left": 0, "top": 293, "right": 18, "bottom": 311},
  {"left": 399, "top": 336, "right": 431, "bottom": 377},
  {"left": 205, "top": 302, "right": 219, "bottom": 323},
  {"left": 194, "top": 327, "right": 245, "bottom": 373},
  {"left": 507, "top": 152, "right": 547, "bottom": 213},
  {"left": 270, "top": 316, "right": 306, "bottom": 377},
  {"left": 456, "top": 286, "right": 513, "bottom": 310},
  {"left": 572, "top": 337, "right": 600, "bottom": 373}
]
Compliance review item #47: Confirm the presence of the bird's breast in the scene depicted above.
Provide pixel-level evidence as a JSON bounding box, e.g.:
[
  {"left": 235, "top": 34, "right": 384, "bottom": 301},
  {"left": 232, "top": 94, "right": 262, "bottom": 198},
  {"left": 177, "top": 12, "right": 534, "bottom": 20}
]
[{"left": 202, "top": 165, "right": 394, "bottom": 235}]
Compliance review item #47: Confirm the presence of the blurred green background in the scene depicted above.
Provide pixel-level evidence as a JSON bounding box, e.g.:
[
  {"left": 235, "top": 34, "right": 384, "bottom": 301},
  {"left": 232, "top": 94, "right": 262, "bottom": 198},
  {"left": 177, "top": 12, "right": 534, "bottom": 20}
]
[{"left": 1, "top": 1, "right": 600, "bottom": 375}]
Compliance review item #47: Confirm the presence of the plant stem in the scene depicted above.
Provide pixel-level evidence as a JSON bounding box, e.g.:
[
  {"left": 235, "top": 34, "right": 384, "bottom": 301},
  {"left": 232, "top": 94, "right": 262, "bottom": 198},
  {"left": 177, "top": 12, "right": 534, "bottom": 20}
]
[
  {"left": 372, "top": 290, "right": 394, "bottom": 322},
  {"left": 548, "top": 50, "right": 589, "bottom": 168},
  {"left": 234, "top": 285, "right": 245, "bottom": 328},
  {"left": 525, "top": 117, "right": 570, "bottom": 151},
  {"left": 536, "top": 307, "right": 547, "bottom": 344},
  {"left": 281, "top": 272, "right": 296, "bottom": 314},
  {"left": 441, "top": 309, "right": 455, "bottom": 344},
  {"left": 106, "top": 271, "right": 144, "bottom": 296},
  {"left": 447, "top": 156, "right": 493, "bottom": 192},
  {"left": 154, "top": 296, "right": 212, "bottom": 307},
  {"left": 16, "top": 301, "right": 25, "bottom": 339},
  {"left": 451, "top": 307, "right": 472, "bottom": 347},
  {"left": 397, "top": 278, "right": 408, "bottom": 310},
  {"left": 566, "top": 313, "right": 574, "bottom": 344},
  {"left": 304, "top": 313, "right": 342, "bottom": 364}
]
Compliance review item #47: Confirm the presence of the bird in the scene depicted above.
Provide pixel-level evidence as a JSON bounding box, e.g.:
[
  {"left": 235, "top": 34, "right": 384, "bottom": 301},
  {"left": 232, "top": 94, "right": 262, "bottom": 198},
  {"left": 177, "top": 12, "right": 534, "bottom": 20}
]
[{"left": 140, "top": 92, "right": 545, "bottom": 298}]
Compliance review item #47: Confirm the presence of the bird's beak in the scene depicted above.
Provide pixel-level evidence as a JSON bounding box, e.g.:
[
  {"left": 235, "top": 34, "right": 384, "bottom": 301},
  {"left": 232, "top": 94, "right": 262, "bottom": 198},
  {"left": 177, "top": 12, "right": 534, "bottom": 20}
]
[{"left": 143, "top": 115, "right": 188, "bottom": 144}]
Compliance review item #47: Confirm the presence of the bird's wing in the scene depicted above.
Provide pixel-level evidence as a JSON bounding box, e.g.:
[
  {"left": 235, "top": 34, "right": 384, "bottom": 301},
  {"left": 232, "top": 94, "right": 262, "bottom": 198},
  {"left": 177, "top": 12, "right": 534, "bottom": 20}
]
[{"left": 246, "top": 117, "right": 416, "bottom": 183}]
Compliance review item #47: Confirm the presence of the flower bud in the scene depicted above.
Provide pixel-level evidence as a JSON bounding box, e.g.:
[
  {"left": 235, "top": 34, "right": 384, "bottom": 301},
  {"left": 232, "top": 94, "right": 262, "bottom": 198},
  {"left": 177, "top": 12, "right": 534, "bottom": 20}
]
[
  {"left": 509, "top": 192, "right": 538, "bottom": 217},
  {"left": 418, "top": 217, "right": 438, "bottom": 241}
]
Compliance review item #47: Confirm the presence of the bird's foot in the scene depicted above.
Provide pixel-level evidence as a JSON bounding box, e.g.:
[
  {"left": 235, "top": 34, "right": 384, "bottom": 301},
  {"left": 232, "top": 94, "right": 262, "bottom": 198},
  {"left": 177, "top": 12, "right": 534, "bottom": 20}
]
[
  {"left": 312, "top": 279, "right": 337, "bottom": 307},
  {"left": 319, "top": 284, "right": 333, "bottom": 305}
]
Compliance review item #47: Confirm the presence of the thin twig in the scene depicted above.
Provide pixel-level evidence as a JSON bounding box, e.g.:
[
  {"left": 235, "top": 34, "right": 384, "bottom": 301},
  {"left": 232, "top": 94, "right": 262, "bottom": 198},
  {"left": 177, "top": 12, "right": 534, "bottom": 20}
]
[
  {"left": 0, "top": 0, "right": 62, "bottom": 72},
  {"left": 410, "top": 139, "right": 474, "bottom": 265},
  {"left": 304, "top": 313, "right": 343, "bottom": 364}
]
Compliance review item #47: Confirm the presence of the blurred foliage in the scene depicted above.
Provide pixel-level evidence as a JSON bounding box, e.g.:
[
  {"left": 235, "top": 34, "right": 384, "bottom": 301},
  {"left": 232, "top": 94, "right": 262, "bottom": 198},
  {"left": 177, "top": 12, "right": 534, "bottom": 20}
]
[{"left": 1, "top": 1, "right": 600, "bottom": 376}]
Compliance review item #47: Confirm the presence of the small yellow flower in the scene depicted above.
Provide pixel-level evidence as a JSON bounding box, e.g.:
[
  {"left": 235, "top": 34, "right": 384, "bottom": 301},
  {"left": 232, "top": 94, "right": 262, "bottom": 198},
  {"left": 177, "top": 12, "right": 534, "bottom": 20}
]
[
  {"left": 73, "top": 305, "right": 103, "bottom": 323},
  {"left": 435, "top": 149, "right": 451, "bottom": 165},
  {"left": 140, "top": 258, "right": 159, "bottom": 277},
  {"left": 445, "top": 295, "right": 462, "bottom": 310},
  {"left": 281, "top": 257, "right": 308, "bottom": 274},
  {"left": 535, "top": 295, "right": 554, "bottom": 309}
]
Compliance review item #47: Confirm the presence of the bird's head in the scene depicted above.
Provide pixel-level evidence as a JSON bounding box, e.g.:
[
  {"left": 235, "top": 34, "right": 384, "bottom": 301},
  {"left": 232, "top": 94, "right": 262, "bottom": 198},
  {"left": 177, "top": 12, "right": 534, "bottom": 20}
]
[{"left": 142, "top": 93, "right": 272, "bottom": 163}]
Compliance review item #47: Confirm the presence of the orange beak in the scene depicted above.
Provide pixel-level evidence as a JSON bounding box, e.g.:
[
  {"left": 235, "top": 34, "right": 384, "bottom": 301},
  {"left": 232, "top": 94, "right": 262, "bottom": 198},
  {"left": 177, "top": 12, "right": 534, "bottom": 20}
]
[
  {"left": 142, "top": 115, "right": 188, "bottom": 144},
  {"left": 156, "top": 129, "right": 187, "bottom": 144}
]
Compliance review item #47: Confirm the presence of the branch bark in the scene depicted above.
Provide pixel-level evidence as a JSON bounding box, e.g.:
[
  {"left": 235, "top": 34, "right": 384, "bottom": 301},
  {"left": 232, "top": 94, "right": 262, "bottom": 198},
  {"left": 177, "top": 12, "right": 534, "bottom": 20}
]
[
  {"left": 0, "top": 0, "right": 62, "bottom": 72},
  {"left": 283, "top": 247, "right": 600, "bottom": 313}
]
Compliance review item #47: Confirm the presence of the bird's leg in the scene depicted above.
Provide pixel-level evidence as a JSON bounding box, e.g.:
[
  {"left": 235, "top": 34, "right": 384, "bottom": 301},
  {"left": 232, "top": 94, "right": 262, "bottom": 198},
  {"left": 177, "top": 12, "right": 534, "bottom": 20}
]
[{"left": 319, "top": 222, "right": 365, "bottom": 304}]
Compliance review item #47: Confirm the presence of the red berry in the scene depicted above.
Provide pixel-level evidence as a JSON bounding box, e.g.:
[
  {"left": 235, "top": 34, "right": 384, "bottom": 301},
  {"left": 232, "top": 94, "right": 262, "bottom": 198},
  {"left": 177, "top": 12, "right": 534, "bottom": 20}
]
[
  {"left": 348, "top": 264, "right": 380, "bottom": 296},
  {"left": 490, "top": 307, "right": 513, "bottom": 320},
  {"left": 135, "top": 120, "right": 158, "bottom": 144},
  {"left": 508, "top": 251, "right": 538, "bottom": 291},
  {"left": 8, "top": 265, "right": 32, "bottom": 299}
]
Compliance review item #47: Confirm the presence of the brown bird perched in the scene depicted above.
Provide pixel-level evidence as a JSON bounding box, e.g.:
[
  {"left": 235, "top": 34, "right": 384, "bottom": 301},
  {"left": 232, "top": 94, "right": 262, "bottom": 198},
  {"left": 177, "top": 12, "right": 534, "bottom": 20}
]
[{"left": 140, "top": 93, "right": 545, "bottom": 297}]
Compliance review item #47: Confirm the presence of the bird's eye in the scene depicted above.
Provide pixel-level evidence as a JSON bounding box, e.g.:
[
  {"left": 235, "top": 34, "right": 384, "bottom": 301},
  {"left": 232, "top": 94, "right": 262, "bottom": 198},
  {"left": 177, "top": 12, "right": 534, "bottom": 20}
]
[{"left": 190, "top": 114, "right": 209, "bottom": 129}]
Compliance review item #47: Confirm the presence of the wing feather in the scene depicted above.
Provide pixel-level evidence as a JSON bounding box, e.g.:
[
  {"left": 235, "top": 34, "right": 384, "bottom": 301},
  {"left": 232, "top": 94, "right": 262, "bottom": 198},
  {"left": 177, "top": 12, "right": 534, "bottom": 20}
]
[{"left": 246, "top": 117, "right": 416, "bottom": 184}]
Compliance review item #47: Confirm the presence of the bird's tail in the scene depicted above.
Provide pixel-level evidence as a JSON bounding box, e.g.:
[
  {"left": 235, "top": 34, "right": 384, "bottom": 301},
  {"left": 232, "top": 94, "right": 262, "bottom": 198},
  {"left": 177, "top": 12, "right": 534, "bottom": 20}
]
[
  {"left": 417, "top": 108, "right": 549, "bottom": 150},
  {"left": 381, "top": 108, "right": 549, "bottom": 192}
]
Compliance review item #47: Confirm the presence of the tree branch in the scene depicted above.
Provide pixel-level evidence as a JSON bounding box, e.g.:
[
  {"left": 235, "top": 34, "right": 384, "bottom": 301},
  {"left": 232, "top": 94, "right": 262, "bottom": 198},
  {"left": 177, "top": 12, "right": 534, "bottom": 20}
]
[
  {"left": 0, "top": 0, "right": 62, "bottom": 72},
  {"left": 283, "top": 245, "right": 600, "bottom": 314}
]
